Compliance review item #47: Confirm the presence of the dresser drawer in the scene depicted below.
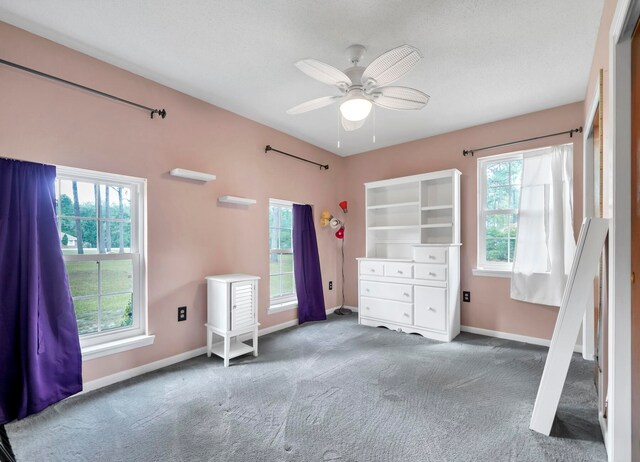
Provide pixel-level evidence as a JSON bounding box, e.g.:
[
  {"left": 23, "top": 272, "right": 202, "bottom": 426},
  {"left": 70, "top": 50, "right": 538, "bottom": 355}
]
[
  {"left": 360, "top": 261, "right": 384, "bottom": 276},
  {"left": 384, "top": 262, "right": 413, "bottom": 279},
  {"left": 413, "top": 246, "right": 447, "bottom": 264},
  {"left": 414, "top": 264, "right": 447, "bottom": 282},
  {"left": 360, "top": 280, "right": 413, "bottom": 302},
  {"left": 414, "top": 286, "right": 446, "bottom": 331},
  {"left": 360, "top": 297, "right": 413, "bottom": 324}
]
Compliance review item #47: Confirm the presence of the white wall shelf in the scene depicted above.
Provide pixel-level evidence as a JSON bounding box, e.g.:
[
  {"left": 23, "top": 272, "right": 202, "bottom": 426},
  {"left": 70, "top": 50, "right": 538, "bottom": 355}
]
[
  {"left": 170, "top": 168, "right": 216, "bottom": 182},
  {"left": 218, "top": 196, "right": 257, "bottom": 205}
]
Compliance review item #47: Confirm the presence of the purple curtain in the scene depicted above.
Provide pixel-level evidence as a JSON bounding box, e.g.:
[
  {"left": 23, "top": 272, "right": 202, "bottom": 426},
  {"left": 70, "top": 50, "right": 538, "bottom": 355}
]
[
  {"left": 293, "top": 204, "right": 326, "bottom": 324},
  {"left": 0, "top": 158, "right": 82, "bottom": 425}
]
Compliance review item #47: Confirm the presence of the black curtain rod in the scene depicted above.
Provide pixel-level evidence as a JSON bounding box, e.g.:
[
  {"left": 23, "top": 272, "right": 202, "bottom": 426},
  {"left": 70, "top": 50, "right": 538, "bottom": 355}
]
[
  {"left": 265, "top": 145, "right": 329, "bottom": 170},
  {"left": 0, "top": 58, "right": 167, "bottom": 119},
  {"left": 462, "top": 127, "right": 583, "bottom": 157}
]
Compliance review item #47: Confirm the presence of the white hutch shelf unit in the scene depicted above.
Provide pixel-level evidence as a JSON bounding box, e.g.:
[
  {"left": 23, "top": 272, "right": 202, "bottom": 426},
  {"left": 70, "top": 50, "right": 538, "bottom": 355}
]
[{"left": 358, "top": 169, "right": 461, "bottom": 342}]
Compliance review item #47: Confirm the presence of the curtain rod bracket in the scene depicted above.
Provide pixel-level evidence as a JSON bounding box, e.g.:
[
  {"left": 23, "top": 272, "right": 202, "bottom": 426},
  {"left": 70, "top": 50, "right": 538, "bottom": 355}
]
[
  {"left": 265, "top": 145, "right": 328, "bottom": 170},
  {"left": 462, "top": 126, "right": 583, "bottom": 157}
]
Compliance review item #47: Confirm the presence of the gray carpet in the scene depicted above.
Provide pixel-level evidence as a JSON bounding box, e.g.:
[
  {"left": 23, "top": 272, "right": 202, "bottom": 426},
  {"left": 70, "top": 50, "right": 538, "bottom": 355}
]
[{"left": 7, "top": 315, "right": 606, "bottom": 462}]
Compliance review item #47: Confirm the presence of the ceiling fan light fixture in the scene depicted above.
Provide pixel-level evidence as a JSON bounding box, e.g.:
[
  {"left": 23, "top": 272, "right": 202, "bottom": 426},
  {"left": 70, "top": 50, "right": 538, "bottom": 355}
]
[{"left": 339, "top": 89, "right": 372, "bottom": 122}]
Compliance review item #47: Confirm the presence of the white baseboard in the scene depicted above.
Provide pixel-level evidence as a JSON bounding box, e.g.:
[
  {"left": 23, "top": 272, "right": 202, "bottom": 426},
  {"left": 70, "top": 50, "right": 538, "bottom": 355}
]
[
  {"left": 460, "top": 325, "right": 582, "bottom": 354},
  {"left": 82, "top": 346, "right": 207, "bottom": 394},
  {"left": 82, "top": 305, "right": 357, "bottom": 394}
]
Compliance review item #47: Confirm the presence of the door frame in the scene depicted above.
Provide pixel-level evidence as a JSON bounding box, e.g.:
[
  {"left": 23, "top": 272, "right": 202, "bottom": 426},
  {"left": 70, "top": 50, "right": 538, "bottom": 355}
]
[
  {"left": 608, "top": 0, "right": 638, "bottom": 459},
  {"left": 582, "top": 74, "right": 601, "bottom": 362}
]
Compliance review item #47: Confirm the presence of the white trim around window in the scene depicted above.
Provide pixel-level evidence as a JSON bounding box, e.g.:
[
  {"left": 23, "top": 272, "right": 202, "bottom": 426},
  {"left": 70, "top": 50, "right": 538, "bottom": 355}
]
[
  {"left": 56, "top": 166, "right": 153, "bottom": 360},
  {"left": 476, "top": 151, "right": 523, "bottom": 274},
  {"left": 268, "top": 199, "right": 298, "bottom": 314}
]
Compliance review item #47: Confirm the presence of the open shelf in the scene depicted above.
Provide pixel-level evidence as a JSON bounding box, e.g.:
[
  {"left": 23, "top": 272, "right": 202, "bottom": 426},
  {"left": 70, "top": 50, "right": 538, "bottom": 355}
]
[
  {"left": 421, "top": 223, "right": 453, "bottom": 228},
  {"left": 210, "top": 340, "right": 254, "bottom": 359},
  {"left": 368, "top": 201, "right": 419, "bottom": 210},
  {"left": 421, "top": 205, "right": 453, "bottom": 211},
  {"left": 365, "top": 170, "right": 460, "bottom": 258},
  {"left": 368, "top": 225, "right": 420, "bottom": 231}
]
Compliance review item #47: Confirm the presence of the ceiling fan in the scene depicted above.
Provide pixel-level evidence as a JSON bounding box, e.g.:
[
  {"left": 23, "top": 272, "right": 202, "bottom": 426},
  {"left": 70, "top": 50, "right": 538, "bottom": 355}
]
[{"left": 287, "top": 44, "right": 429, "bottom": 131}]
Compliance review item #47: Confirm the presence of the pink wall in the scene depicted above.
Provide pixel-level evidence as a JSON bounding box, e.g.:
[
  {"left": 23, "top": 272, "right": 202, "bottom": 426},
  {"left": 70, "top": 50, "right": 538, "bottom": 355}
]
[
  {"left": 0, "top": 22, "right": 345, "bottom": 382},
  {"left": 1, "top": 18, "right": 589, "bottom": 385},
  {"left": 343, "top": 103, "right": 584, "bottom": 340}
]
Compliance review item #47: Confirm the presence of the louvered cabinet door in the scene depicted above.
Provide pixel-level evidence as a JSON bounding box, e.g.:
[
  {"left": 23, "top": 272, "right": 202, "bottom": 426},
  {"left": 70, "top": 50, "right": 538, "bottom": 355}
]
[{"left": 231, "top": 281, "right": 255, "bottom": 330}]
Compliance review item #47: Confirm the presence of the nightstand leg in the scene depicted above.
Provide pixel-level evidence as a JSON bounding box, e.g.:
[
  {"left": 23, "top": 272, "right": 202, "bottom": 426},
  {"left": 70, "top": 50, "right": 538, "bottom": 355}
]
[
  {"left": 224, "top": 335, "right": 230, "bottom": 367},
  {"left": 253, "top": 326, "right": 258, "bottom": 357},
  {"left": 207, "top": 329, "right": 212, "bottom": 358}
]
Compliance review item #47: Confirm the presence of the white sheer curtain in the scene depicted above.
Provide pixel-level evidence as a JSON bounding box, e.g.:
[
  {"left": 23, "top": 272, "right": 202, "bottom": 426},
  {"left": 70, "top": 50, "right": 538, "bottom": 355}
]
[{"left": 510, "top": 144, "right": 575, "bottom": 306}]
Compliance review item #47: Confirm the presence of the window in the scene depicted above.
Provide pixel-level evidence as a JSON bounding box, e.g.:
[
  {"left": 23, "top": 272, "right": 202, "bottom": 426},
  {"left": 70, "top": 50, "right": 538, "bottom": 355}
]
[
  {"left": 269, "top": 199, "right": 296, "bottom": 311},
  {"left": 56, "top": 166, "right": 151, "bottom": 359},
  {"left": 477, "top": 152, "right": 523, "bottom": 271}
]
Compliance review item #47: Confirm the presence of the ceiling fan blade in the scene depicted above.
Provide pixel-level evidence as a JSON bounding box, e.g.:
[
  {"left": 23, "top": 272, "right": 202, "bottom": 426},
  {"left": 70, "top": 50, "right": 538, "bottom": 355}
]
[
  {"left": 341, "top": 116, "right": 366, "bottom": 131},
  {"left": 295, "top": 59, "right": 352, "bottom": 90},
  {"left": 286, "top": 95, "right": 340, "bottom": 115},
  {"left": 361, "top": 45, "right": 422, "bottom": 88},
  {"left": 372, "top": 86, "right": 429, "bottom": 110}
]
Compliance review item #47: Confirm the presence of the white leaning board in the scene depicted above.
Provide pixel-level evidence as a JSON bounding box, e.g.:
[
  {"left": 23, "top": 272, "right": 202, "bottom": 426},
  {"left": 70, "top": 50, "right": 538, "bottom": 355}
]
[{"left": 529, "top": 217, "right": 609, "bottom": 435}]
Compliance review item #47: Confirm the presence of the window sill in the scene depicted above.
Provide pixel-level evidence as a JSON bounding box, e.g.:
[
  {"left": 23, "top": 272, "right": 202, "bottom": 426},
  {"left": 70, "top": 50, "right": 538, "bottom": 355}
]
[
  {"left": 472, "top": 268, "right": 512, "bottom": 278},
  {"left": 81, "top": 334, "right": 155, "bottom": 361},
  {"left": 268, "top": 300, "right": 298, "bottom": 315}
]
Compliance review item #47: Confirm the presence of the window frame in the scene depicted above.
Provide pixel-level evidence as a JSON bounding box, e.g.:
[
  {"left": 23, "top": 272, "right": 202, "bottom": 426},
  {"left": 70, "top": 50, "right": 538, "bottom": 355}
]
[
  {"left": 268, "top": 199, "right": 297, "bottom": 311},
  {"left": 477, "top": 151, "right": 523, "bottom": 272},
  {"left": 56, "top": 166, "right": 149, "bottom": 356}
]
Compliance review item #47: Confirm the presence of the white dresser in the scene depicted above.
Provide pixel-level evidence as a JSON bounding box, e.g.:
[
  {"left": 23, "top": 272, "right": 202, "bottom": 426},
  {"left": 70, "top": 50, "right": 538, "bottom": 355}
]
[
  {"left": 358, "top": 169, "right": 461, "bottom": 342},
  {"left": 205, "top": 274, "right": 260, "bottom": 367}
]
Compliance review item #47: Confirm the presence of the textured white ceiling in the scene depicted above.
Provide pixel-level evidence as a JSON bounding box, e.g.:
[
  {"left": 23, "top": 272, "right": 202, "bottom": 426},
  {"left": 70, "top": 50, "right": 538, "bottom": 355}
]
[{"left": 0, "top": 1, "right": 604, "bottom": 156}]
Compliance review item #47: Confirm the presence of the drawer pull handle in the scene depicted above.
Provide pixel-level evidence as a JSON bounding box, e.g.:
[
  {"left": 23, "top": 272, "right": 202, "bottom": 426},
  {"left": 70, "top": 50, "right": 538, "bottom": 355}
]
[
  {"left": 365, "top": 306, "right": 370, "bottom": 310},
  {"left": 429, "top": 272, "right": 437, "bottom": 277},
  {"left": 403, "top": 313, "right": 410, "bottom": 318},
  {"left": 428, "top": 255, "right": 436, "bottom": 260},
  {"left": 365, "top": 288, "right": 370, "bottom": 292},
  {"left": 370, "top": 268, "right": 376, "bottom": 272},
  {"left": 397, "top": 270, "right": 403, "bottom": 274},
  {"left": 428, "top": 307, "right": 436, "bottom": 312},
  {"left": 403, "top": 292, "right": 410, "bottom": 297}
]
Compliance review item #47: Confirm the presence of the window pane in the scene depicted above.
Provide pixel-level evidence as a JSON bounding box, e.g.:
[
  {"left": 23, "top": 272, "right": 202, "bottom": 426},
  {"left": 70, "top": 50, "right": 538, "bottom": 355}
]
[
  {"left": 510, "top": 160, "right": 523, "bottom": 184},
  {"left": 269, "top": 206, "right": 280, "bottom": 227},
  {"left": 510, "top": 185, "right": 521, "bottom": 209},
  {"left": 281, "top": 273, "right": 295, "bottom": 296},
  {"left": 101, "top": 293, "right": 133, "bottom": 331},
  {"left": 510, "top": 239, "right": 517, "bottom": 261},
  {"left": 100, "top": 221, "right": 131, "bottom": 253},
  {"left": 65, "top": 261, "right": 98, "bottom": 297},
  {"left": 510, "top": 213, "right": 519, "bottom": 239},
  {"left": 59, "top": 179, "right": 96, "bottom": 218},
  {"left": 101, "top": 259, "right": 133, "bottom": 294},
  {"left": 486, "top": 238, "right": 509, "bottom": 262},
  {"left": 269, "top": 252, "right": 281, "bottom": 276},
  {"left": 486, "top": 214, "right": 510, "bottom": 239},
  {"left": 279, "top": 229, "right": 292, "bottom": 250},
  {"left": 270, "top": 275, "right": 282, "bottom": 298},
  {"left": 75, "top": 297, "right": 99, "bottom": 335},
  {"left": 100, "top": 184, "right": 131, "bottom": 220},
  {"left": 60, "top": 218, "right": 98, "bottom": 254},
  {"left": 487, "top": 186, "right": 511, "bottom": 210},
  {"left": 281, "top": 254, "right": 293, "bottom": 274},
  {"left": 280, "top": 207, "right": 292, "bottom": 229},
  {"left": 269, "top": 228, "right": 278, "bottom": 251},
  {"left": 486, "top": 162, "right": 510, "bottom": 187}
]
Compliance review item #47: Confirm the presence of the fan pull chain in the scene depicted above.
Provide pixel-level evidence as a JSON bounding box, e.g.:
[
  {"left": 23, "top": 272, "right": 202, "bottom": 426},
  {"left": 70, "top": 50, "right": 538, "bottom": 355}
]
[
  {"left": 337, "top": 110, "right": 341, "bottom": 149},
  {"left": 373, "top": 106, "right": 376, "bottom": 144}
]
